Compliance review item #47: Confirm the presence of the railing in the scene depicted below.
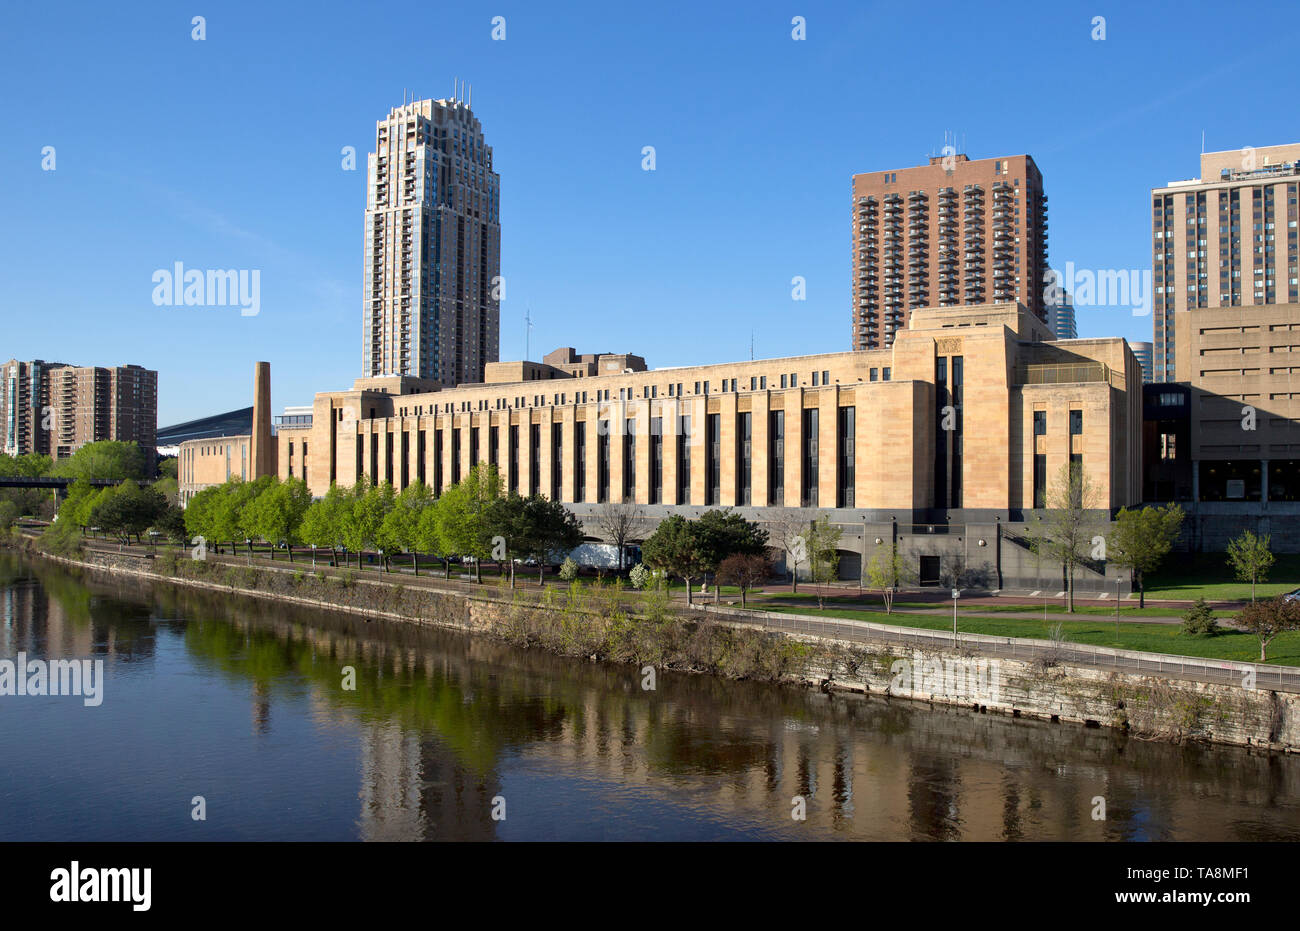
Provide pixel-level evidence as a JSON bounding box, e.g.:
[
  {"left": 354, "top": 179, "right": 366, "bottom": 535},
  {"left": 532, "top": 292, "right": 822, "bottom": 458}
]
[{"left": 1021, "top": 362, "right": 1123, "bottom": 388}]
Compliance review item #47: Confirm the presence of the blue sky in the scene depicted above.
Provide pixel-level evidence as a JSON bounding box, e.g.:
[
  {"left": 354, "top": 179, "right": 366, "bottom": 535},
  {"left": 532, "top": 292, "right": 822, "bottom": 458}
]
[{"left": 2, "top": 0, "right": 1298, "bottom": 425}]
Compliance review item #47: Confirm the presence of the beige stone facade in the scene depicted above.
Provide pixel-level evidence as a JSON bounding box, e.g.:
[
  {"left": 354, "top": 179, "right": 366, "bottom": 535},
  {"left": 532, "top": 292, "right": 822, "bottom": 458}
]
[{"left": 279, "top": 303, "right": 1142, "bottom": 516}]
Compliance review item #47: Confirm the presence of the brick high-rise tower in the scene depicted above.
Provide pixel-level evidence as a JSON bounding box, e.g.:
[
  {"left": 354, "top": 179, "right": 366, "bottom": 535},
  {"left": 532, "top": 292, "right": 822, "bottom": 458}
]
[
  {"left": 363, "top": 90, "right": 501, "bottom": 385},
  {"left": 851, "top": 153, "right": 1048, "bottom": 349}
]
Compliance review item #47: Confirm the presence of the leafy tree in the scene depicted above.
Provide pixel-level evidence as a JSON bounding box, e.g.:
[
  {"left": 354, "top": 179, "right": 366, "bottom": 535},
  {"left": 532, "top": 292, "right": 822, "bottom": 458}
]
[
  {"left": 0, "top": 498, "right": 18, "bottom": 532},
  {"left": 1226, "top": 530, "right": 1274, "bottom": 603},
  {"left": 157, "top": 457, "right": 178, "bottom": 480},
  {"left": 0, "top": 452, "right": 52, "bottom": 478},
  {"left": 693, "top": 509, "right": 769, "bottom": 600},
  {"left": 558, "top": 557, "right": 578, "bottom": 582},
  {"left": 89, "top": 480, "right": 167, "bottom": 549},
  {"left": 152, "top": 504, "right": 188, "bottom": 545},
  {"left": 378, "top": 481, "right": 432, "bottom": 573},
  {"left": 1110, "top": 503, "right": 1185, "bottom": 607},
  {"left": 716, "top": 553, "right": 771, "bottom": 608},
  {"left": 300, "top": 484, "right": 350, "bottom": 566},
  {"left": 183, "top": 485, "right": 222, "bottom": 551},
  {"left": 435, "top": 464, "right": 503, "bottom": 583},
  {"left": 243, "top": 477, "right": 312, "bottom": 561},
  {"left": 1236, "top": 596, "right": 1300, "bottom": 661},
  {"left": 515, "top": 494, "right": 582, "bottom": 584},
  {"left": 341, "top": 478, "right": 395, "bottom": 570},
  {"left": 642, "top": 514, "right": 708, "bottom": 605},
  {"left": 1180, "top": 597, "right": 1220, "bottom": 636},
  {"left": 52, "top": 441, "right": 146, "bottom": 481},
  {"left": 865, "top": 543, "right": 918, "bottom": 615}
]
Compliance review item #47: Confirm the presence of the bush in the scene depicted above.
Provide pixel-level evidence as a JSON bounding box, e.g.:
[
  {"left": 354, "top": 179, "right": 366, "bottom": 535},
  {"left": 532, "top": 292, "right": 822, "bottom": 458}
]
[
  {"left": 559, "top": 557, "right": 578, "bottom": 581},
  {"left": 1181, "top": 597, "right": 1220, "bottom": 636},
  {"left": 628, "top": 563, "right": 651, "bottom": 590}
]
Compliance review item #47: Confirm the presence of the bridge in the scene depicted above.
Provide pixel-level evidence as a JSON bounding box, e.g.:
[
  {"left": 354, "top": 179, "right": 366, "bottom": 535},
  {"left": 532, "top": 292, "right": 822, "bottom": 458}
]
[{"left": 0, "top": 477, "right": 145, "bottom": 500}]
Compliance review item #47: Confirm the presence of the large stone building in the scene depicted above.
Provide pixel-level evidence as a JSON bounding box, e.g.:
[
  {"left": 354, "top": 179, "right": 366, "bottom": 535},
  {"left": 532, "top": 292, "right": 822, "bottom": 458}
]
[
  {"left": 362, "top": 93, "right": 501, "bottom": 387},
  {"left": 851, "top": 153, "right": 1049, "bottom": 350},
  {"left": 278, "top": 303, "right": 1142, "bottom": 585},
  {"left": 1150, "top": 143, "right": 1300, "bottom": 383},
  {"left": 1, "top": 359, "right": 157, "bottom": 462}
]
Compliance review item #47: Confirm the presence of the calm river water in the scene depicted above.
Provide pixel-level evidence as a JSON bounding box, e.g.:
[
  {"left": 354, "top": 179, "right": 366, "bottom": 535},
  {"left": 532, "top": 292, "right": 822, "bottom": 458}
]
[{"left": 2, "top": 553, "right": 1298, "bottom": 842}]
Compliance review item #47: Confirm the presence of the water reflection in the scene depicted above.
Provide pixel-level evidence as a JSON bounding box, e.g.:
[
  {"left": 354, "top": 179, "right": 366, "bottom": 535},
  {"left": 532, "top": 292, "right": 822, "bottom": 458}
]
[{"left": 2, "top": 554, "right": 1299, "bottom": 842}]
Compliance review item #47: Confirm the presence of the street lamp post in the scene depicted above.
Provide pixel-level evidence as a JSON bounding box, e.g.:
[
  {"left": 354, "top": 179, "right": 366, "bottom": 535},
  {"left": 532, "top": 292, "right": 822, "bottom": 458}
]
[
  {"left": 952, "top": 587, "right": 960, "bottom": 647},
  {"left": 311, "top": 543, "right": 317, "bottom": 569}
]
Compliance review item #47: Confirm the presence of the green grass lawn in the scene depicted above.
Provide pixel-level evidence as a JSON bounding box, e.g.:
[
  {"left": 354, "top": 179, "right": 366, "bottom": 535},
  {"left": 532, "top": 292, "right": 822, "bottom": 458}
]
[
  {"left": 1142, "top": 552, "right": 1300, "bottom": 602},
  {"left": 753, "top": 602, "right": 1300, "bottom": 666},
  {"left": 751, "top": 591, "right": 1234, "bottom": 619}
]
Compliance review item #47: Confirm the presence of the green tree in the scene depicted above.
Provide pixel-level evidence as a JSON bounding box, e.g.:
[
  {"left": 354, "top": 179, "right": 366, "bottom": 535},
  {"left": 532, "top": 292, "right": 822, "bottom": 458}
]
[
  {"left": 340, "top": 478, "right": 395, "bottom": 570},
  {"left": 1109, "top": 503, "right": 1185, "bottom": 608},
  {"left": 435, "top": 464, "right": 503, "bottom": 583},
  {"left": 1226, "top": 529, "right": 1274, "bottom": 603},
  {"left": 52, "top": 441, "right": 147, "bottom": 481},
  {"left": 183, "top": 485, "right": 222, "bottom": 551},
  {"left": 414, "top": 493, "right": 452, "bottom": 577},
  {"left": 865, "top": 543, "right": 918, "bottom": 615},
  {"left": 515, "top": 494, "right": 582, "bottom": 584},
  {"left": 89, "top": 480, "right": 167, "bottom": 549},
  {"left": 642, "top": 514, "right": 708, "bottom": 605},
  {"left": 693, "top": 508, "right": 769, "bottom": 602},
  {"left": 243, "top": 477, "right": 312, "bottom": 561},
  {"left": 152, "top": 504, "right": 188, "bottom": 546},
  {"left": 378, "top": 481, "right": 432, "bottom": 573},
  {"left": 300, "top": 484, "right": 350, "bottom": 566},
  {"left": 1180, "top": 597, "right": 1220, "bottom": 636}
]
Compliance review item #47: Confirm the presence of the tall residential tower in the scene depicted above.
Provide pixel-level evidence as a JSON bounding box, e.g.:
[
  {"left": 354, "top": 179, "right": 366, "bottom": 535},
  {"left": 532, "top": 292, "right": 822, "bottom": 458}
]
[
  {"left": 363, "top": 93, "right": 501, "bottom": 386},
  {"left": 1150, "top": 143, "right": 1300, "bottom": 382},
  {"left": 851, "top": 153, "right": 1048, "bottom": 350}
]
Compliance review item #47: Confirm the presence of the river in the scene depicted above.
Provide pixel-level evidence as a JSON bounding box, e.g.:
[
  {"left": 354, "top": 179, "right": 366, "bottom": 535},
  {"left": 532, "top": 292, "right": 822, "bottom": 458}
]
[{"left": 2, "top": 553, "right": 1298, "bottom": 841}]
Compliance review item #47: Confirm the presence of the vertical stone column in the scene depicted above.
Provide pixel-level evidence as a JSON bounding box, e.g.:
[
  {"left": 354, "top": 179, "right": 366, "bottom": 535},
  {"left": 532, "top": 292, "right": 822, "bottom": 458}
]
[
  {"left": 720, "top": 393, "right": 738, "bottom": 507},
  {"left": 819, "top": 387, "right": 838, "bottom": 508},
  {"left": 662, "top": 397, "right": 680, "bottom": 505},
  {"left": 751, "top": 392, "right": 770, "bottom": 508},
  {"left": 634, "top": 401, "right": 651, "bottom": 505},
  {"left": 689, "top": 395, "right": 706, "bottom": 506},
  {"left": 784, "top": 388, "right": 804, "bottom": 507}
]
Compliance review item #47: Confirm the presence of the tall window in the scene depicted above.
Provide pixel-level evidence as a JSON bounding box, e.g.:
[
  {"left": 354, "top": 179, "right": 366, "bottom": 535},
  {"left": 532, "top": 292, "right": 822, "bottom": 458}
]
[
  {"left": 706, "top": 413, "right": 720, "bottom": 505},
  {"left": 551, "top": 426, "right": 563, "bottom": 501},
  {"left": 597, "top": 420, "right": 610, "bottom": 503},
  {"left": 649, "top": 417, "right": 662, "bottom": 504},
  {"left": 769, "top": 410, "right": 785, "bottom": 504},
  {"left": 837, "top": 407, "right": 855, "bottom": 508},
  {"left": 677, "top": 414, "right": 691, "bottom": 504},
  {"left": 801, "top": 408, "right": 819, "bottom": 507},
  {"left": 624, "top": 419, "right": 636, "bottom": 500},
  {"left": 738, "top": 411, "right": 752, "bottom": 506},
  {"left": 529, "top": 424, "right": 540, "bottom": 495},
  {"left": 508, "top": 425, "right": 519, "bottom": 493},
  {"left": 574, "top": 422, "right": 586, "bottom": 502}
]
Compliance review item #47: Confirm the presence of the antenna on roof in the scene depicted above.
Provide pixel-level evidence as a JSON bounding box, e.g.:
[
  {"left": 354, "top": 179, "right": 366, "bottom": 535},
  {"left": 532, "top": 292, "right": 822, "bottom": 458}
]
[
  {"left": 468, "top": 83, "right": 472, "bottom": 108},
  {"left": 524, "top": 308, "right": 534, "bottom": 361}
]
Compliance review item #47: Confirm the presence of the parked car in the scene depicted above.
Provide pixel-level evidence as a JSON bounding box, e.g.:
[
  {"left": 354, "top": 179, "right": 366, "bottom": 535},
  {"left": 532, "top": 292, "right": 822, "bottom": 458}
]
[{"left": 1283, "top": 588, "right": 1300, "bottom": 603}]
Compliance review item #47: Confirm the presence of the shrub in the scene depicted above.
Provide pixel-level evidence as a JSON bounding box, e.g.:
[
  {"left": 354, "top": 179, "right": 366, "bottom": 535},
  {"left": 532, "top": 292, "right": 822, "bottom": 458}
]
[
  {"left": 629, "top": 563, "right": 650, "bottom": 590},
  {"left": 1181, "top": 597, "right": 1220, "bottom": 636},
  {"left": 559, "top": 557, "right": 578, "bottom": 581}
]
